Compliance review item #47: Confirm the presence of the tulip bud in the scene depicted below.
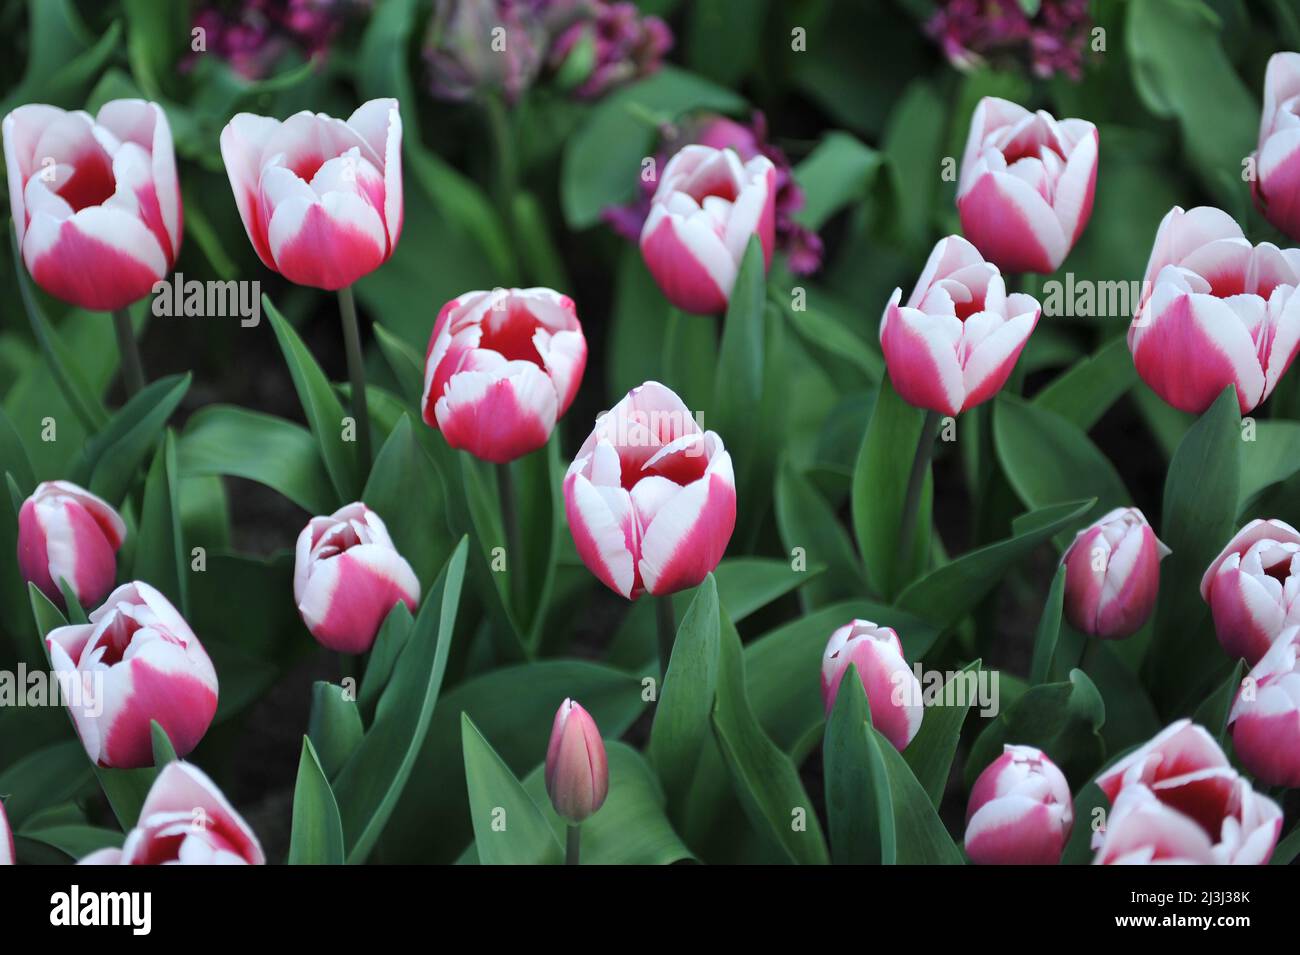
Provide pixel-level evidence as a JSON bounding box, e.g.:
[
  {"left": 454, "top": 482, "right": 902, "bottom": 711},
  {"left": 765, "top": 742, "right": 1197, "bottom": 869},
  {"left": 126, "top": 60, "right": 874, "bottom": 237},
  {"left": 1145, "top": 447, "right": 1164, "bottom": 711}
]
[
  {"left": 46, "top": 582, "right": 218, "bottom": 769},
  {"left": 17, "top": 480, "right": 126, "bottom": 611},
  {"left": 564, "top": 381, "right": 735, "bottom": 600},
  {"left": 956, "top": 97, "right": 1098, "bottom": 274},
  {"left": 1201, "top": 518, "right": 1300, "bottom": 666},
  {"left": 639, "top": 144, "right": 776, "bottom": 315},
  {"left": 1061, "top": 507, "right": 1169, "bottom": 639},
  {"left": 1252, "top": 53, "right": 1300, "bottom": 243},
  {"left": 293, "top": 503, "right": 421, "bottom": 654},
  {"left": 545, "top": 698, "right": 608, "bottom": 823},
  {"left": 2, "top": 100, "right": 181, "bottom": 311},
  {"left": 878, "top": 234, "right": 1040, "bottom": 416},
  {"left": 219, "top": 98, "right": 402, "bottom": 290},
  {"left": 819, "top": 620, "right": 923, "bottom": 752},
  {"left": 78, "top": 762, "right": 265, "bottom": 865},
  {"left": 1128, "top": 206, "right": 1300, "bottom": 416},
  {"left": 422, "top": 287, "right": 587, "bottom": 463},
  {"left": 964, "top": 745, "right": 1073, "bottom": 865},
  {"left": 1093, "top": 719, "right": 1282, "bottom": 865},
  {"left": 0, "top": 798, "right": 12, "bottom": 866},
  {"left": 549, "top": 2, "right": 673, "bottom": 101},
  {"left": 423, "top": 0, "right": 545, "bottom": 105},
  {"left": 1228, "top": 626, "right": 1300, "bottom": 788}
]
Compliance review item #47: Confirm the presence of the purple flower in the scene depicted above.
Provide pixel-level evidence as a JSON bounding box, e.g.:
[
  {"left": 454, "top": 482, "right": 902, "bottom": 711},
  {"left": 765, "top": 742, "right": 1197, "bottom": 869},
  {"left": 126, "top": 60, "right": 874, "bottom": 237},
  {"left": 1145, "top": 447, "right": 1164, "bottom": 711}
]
[
  {"left": 926, "top": 0, "right": 1092, "bottom": 80},
  {"left": 188, "top": 0, "right": 364, "bottom": 80},
  {"left": 549, "top": 2, "right": 672, "bottom": 100},
  {"left": 603, "top": 112, "right": 824, "bottom": 276},
  {"left": 424, "top": 0, "right": 548, "bottom": 104}
]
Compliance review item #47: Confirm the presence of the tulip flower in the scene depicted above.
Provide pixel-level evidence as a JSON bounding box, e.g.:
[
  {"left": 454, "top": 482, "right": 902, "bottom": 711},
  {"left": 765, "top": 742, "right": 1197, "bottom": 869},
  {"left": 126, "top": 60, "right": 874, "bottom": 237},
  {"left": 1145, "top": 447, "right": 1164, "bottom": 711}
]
[
  {"left": 422, "top": 287, "right": 587, "bottom": 463},
  {"left": 293, "top": 502, "right": 421, "bottom": 654},
  {"left": 1093, "top": 720, "right": 1282, "bottom": 865},
  {"left": 1252, "top": 53, "right": 1300, "bottom": 242},
  {"left": 879, "top": 234, "right": 1041, "bottom": 416},
  {"left": 2, "top": 99, "right": 181, "bottom": 311},
  {"left": 1228, "top": 626, "right": 1300, "bottom": 788},
  {"left": 1128, "top": 206, "right": 1300, "bottom": 415},
  {"left": 1201, "top": 518, "right": 1300, "bottom": 666},
  {"left": 17, "top": 480, "right": 126, "bottom": 611},
  {"left": 956, "top": 97, "right": 1098, "bottom": 274},
  {"left": 79, "top": 762, "right": 265, "bottom": 865},
  {"left": 0, "top": 799, "right": 12, "bottom": 865},
  {"left": 545, "top": 698, "right": 609, "bottom": 824},
  {"left": 46, "top": 582, "right": 218, "bottom": 770},
  {"left": 639, "top": 144, "right": 776, "bottom": 315},
  {"left": 564, "top": 381, "right": 735, "bottom": 600},
  {"left": 219, "top": 98, "right": 402, "bottom": 290},
  {"left": 1061, "top": 507, "right": 1169, "bottom": 639},
  {"left": 820, "top": 620, "right": 924, "bottom": 752},
  {"left": 964, "top": 745, "right": 1073, "bottom": 865},
  {"left": 423, "top": 0, "right": 546, "bottom": 105}
]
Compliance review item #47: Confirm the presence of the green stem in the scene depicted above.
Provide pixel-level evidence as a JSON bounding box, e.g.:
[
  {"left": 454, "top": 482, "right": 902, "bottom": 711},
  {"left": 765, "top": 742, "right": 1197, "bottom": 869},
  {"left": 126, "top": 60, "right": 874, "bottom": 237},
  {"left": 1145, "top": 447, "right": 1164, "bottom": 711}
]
[
  {"left": 1078, "top": 636, "right": 1099, "bottom": 674},
  {"left": 898, "top": 410, "right": 941, "bottom": 576},
  {"left": 483, "top": 94, "right": 521, "bottom": 279},
  {"left": 111, "top": 309, "right": 145, "bottom": 398},
  {"left": 656, "top": 595, "right": 676, "bottom": 684},
  {"left": 565, "top": 823, "right": 581, "bottom": 866},
  {"left": 497, "top": 462, "right": 525, "bottom": 617},
  {"left": 338, "top": 285, "right": 371, "bottom": 467}
]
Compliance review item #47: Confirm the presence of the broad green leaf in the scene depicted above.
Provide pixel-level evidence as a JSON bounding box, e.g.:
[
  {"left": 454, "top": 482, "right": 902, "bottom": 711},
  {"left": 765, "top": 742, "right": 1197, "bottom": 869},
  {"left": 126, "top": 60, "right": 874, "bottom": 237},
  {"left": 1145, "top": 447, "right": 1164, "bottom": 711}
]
[
  {"left": 358, "top": 603, "right": 414, "bottom": 713},
  {"left": 607, "top": 246, "right": 671, "bottom": 402},
  {"left": 289, "top": 736, "right": 346, "bottom": 865},
  {"left": 0, "top": 407, "right": 35, "bottom": 492},
  {"left": 75, "top": 374, "right": 191, "bottom": 506},
  {"left": 1030, "top": 566, "right": 1068, "bottom": 684},
  {"left": 1271, "top": 825, "right": 1300, "bottom": 866},
  {"left": 150, "top": 721, "right": 176, "bottom": 767},
  {"left": 823, "top": 665, "right": 891, "bottom": 863},
  {"left": 1032, "top": 336, "right": 1136, "bottom": 430},
  {"left": 134, "top": 432, "right": 186, "bottom": 613},
  {"left": 370, "top": 322, "right": 425, "bottom": 406},
  {"left": 1239, "top": 421, "right": 1300, "bottom": 511},
  {"left": 793, "top": 132, "right": 883, "bottom": 231},
  {"left": 461, "top": 714, "right": 562, "bottom": 865},
  {"left": 712, "top": 238, "right": 766, "bottom": 492},
  {"left": 15, "top": 824, "right": 121, "bottom": 862},
  {"left": 308, "top": 682, "right": 365, "bottom": 781},
  {"left": 94, "top": 766, "right": 157, "bottom": 832},
  {"left": 122, "top": 0, "right": 186, "bottom": 97},
  {"left": 0, "top": 741, "right": 90, "bottom": 827},
  {"left": 774, "top": 459, "right": 867, "bottom": 607},
  {"left": 685, "top": 0, "right": 767, "bottom": 86},
  {"left": 1192, "top": 659, "right": 1245, "bottom": 745},
  {"left": 874, "top": 726, "right": 965, "bottom": 864},
  {"left": 903, "top": 659, "right": 984, "bottom": 806}
]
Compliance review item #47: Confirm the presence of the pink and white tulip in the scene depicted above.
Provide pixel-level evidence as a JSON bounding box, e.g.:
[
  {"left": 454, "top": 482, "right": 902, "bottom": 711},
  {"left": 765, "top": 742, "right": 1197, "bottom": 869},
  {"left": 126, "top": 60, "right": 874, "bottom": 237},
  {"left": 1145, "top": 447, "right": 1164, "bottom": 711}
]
[
  {"left": 293, "top": 502, "right": 420, "bottom": 655},
  {"left": 1201, "top": 518, "right": 1300, "bottom": 666},
  {"left": 564, "top": 381, "right": 735, "bottom": 600},
  {"left": 79, "top": 762, "right": 265, "bottom": 865},
  {"left": 1252, "top": 53, "right": 1300, "bottom": 242},
  {"left": 639, "top": 144, "right": 776, "bottom": 315},
  {"left": 3, "top": 100, "right": 181, "bottom": 310},
  {"left": 422, "top": 287, "right": 587, "bottom": 463},
  {"left": 879, "top": 234, "right": 1041, "bottom": 416},
  {"left": 17, "top": 480, "right": 126, "bottom": 611},
  {"left": 956, "top": 97, "right": 1098, "bottom": 274},
  {"left": 1128, "top": 206, "right": 1300, "bottom": 415},
  {"left": 964, "top": 745, "right": 1073, "bottom": 865},
  {"left": 1061, "top": 507, "right": 1169, "bottom": 639},
  {"left": 220, "top": 99, "right": 402, "bottom": 289},
  {"left": 1093, "top": 720, "right": 1282, "bottom": 865},
  {"left": 545, "top": 698, "right": 609, "bottom": 823},
  {"left": 1228, "top": 625, "right": 1300, "bottom": 788},
  {"left": 820, "top": 620, "right": 923, "bottom": 752},
  {"left": 46, "top": 582, "right": 218, "bottom": 770},
  {"left": 0, "top": 798, "right": 12, "bottom": 865}
]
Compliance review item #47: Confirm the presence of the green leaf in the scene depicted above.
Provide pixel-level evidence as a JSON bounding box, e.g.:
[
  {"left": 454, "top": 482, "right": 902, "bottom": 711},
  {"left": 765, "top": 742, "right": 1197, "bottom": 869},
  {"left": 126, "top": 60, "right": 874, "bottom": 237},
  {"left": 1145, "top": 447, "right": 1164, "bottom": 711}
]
[
  {"left": 150, "top": 721, "right": 176, "bottom": 767},
  {"left": 15, "top": 824, "right": 121, "bottom": 862},
  {"left": 823, "top": 665, "right": 891, "bottom": 863},
  {"left": 357, "top": 603, "right": 414, "bottom": 713},
  {"left": 1192, "top": 659, "right": 1245, "bottom": 745},
  {"left": 133, "top": 432, "right": 187, "bottom": 613},
  {"left": 178, "top": 405, "right": 335, "bottom": 514},
  {"left": 27, "top": 581, "right": 67, "bottom": 666},
  {"left": 874, "top": 726, "right": 966, "bottom": 864},
  {"left": 308, "top": 682, "right": 365, "bottom": 781},
  {"left": 1239, "top": 421, "right": 1300, "bottom": 511},
  {"left": 649, "top": 575, "right": 720, "bottom": 817},
  {"left": 289, "top": 736, "right": 346, "bottom": 865},
  {"left": 1271, "top": 825, "right": 1300, "bottom": 866},
  {"left": 461, "top": 713, "right": 563, "bottom": 865},
  {"left": 122, "top": 0, "right": 186, "bottom": 97},
  {"left": 607, "top": 247, "right": 672, "bottom": 401},
  {"left": 1029, "top": 566, "right": 1068, "bottom": 685},
  {"left": 711, "top": 610, "right": 829, "bottom": 864},
  {"left": 712, "top": 238, "right": 766, "bottom": 485},
  {"left": 370, "top": 322, "right": 426, "bottom": 406},
  {"left": 793, "top": 131, "right": 883, "bottom": 231},
  {"left": 903, "top": 660, "right": 984, "bottom": 806},
  {"left": 75, "top": 374, "right": 191, "bottom": 506},
  {"left": 0, "top": 741, "right": 91, "bottom": 828},
  {"left": 266, "top": 295, "right": 361, "bottom": 504},
  {"left": 685, "top": 0, "right": 767, "bottom": 86},
  {"left": 775, "top": 459, "right": 867, "bottom": 608},
  {"left": 1032, "top": 337, "right": 1137, "bottom": 431},
  {"left": 331, "top": 538, "right": 467, "bottom": 863},
  {"left": 0, "top": 407, "right": 35, "bottom": 492},
  {"left": 94, "top": 766, "right": 157, "bottom": 832},
  {"left": 852, "top": 376, "right": 932, "bottom": 598}
]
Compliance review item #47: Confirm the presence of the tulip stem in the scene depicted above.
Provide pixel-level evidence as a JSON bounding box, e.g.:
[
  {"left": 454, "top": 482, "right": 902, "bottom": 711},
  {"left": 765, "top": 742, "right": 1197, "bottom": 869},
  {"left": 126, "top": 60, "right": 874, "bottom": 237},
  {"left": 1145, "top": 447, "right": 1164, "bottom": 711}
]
[
  {"left": 338, "top": 285, "right": 372, "bottom": 467},
  {"left": 497, "top": 462, "right": 526, "bottom": 617},
  {"left": 1078, "top": 636, "right": 1099, "bottom": 674},
  {"left": 566, "top": 823, "right": 581, "bottom": 866},
  {"left": 898, "top": 410, "right": 941, "bottom": 577},
  {"left": 484, "top": 94, "right": 521, "bottom": 280},
  {"left": 656, "top": 595, "right": 676, "bottom": 683},
  {"left": 111, "top": 309, "right": 145, "bottom": 398}
]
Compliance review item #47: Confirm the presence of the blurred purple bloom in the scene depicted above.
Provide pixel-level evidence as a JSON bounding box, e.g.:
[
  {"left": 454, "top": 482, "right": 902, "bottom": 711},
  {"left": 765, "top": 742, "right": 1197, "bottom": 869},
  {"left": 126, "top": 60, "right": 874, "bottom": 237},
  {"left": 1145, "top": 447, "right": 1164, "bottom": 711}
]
[
  {"left": 424, "top": 0, "right": 549, "bottom": 104},
  {"left": 188, "top": 0, "right": 363, "bottom": 80},
  {"left": 603, "top": 112, "right": 823, "bottom": 276},
  {"left": 549, "top": 2, "right": 672, "bottom": 100},
  {"left": 926, "top": 0, "right": 1092, "bottom": 80}
]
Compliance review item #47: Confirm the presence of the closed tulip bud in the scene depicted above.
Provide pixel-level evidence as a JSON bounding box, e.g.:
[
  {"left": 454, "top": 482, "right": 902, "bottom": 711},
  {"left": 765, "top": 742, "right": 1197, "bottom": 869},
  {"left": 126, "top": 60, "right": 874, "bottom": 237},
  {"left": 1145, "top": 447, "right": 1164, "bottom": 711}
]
[
  {"left": 1128, "top": 206, "right": 1300, "bottom": 415},
  {"left": 1228, "top": 626, "right": 1300, "bottom": 788},
  {"left": 0, "top": 798, "right": 12, "bottom": 865},
  {"left": 17, "top": 480, "right": 126, "bottom": 611},
  {"left": 1093, "top": 720, "right": 1282, "bottom": 865},
  {"left": 79, "top": 762, "right": 265, "bottom": 865},
  {"left": 1201, "top": 518, "right": 1300, "bottom": 666},
  {"left": 46, "top": 582, "right": 218, "bottom": 769},
  {"left": 219, "top": 98, "right": 402, "bottom": 290},
  {"left": 545, "top": 698, "right": 608, "bottom": 823},
  {"left": 639, "top": 144, "right": 776, "bottom": 315},
  {"left": 820, "top": 620, "right": 923, "bottom": 752},
  {"left": 293, "top": 503, "right": 421, "bottom": 654},
  {"left": 956, "top": 97, "right": 1098, "bottom": 274},
  {"left": 564, "top": 381, "right": 735, "bottom": 600},
  {"left": 3, "top": 99, "right": 181, "bottom": 311},
  {"left": 879, "top": 234, "right": 1040, "bottom": 416},
  {"left": 1061, "top": 507, "right": 1169, "bottom": 639},
  {"left": 422, "top": 287, "right": 587, "bottom": 463},
  {"left": 964, "top": 745, "right": 1073, "bottom": 865},
  {"left": 1252, "top": 53, "right": 1300, "bottom": 242}
]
